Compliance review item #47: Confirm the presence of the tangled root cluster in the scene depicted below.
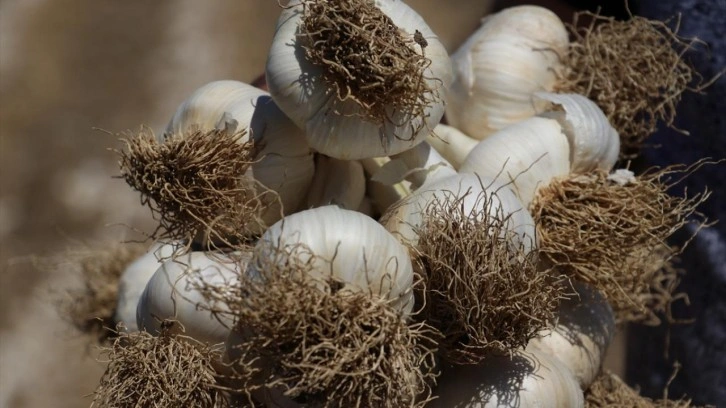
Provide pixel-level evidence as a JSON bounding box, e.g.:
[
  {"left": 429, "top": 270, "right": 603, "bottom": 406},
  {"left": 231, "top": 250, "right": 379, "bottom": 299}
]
[
  {"left": 60, "top": 243, "right": 146, "bottom": 341},
  {"left": 531, "top": 166, "right": 710, "bottom": 324},
  {"left": 223, "top": 244, "right": 439, "bottom": 407},
  {"left": 585, "top": 370, "right": 695, "bottom": 408},
  {"left": 298, "top": 0, "right": 436, "bottom": 133},
  {"left": 412, "top": 189, "right": 564, "bottom": 364},
  {"left": 562, "top": 12, "right": 702, "bottom": 157},
  {"left": 92, "top": 321, "right": 238, "bottom": 408},
  {"left": 117, "top": 126, "right": 268, "bottom": 248}
]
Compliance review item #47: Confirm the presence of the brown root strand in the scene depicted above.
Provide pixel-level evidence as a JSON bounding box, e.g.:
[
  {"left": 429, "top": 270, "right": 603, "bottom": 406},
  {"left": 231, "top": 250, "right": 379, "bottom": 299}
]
[
  {"left": 59, "top": 243, "right": 146, "bottom": 342},
  {"left": 585, "top": 370, "right": 700, "bottom": 408},
  {"left": 298, "top": 0, "right": 436, "bottom": 136},
  {"left": 561, "top": 11, "right": 703, "bottom": 157},
  {"left": 91, "top": 321, "right": 244, "bottom": 408},
  {"left": 116, "top": 126, "right": 270, "bottom": 249},
  {"left": 531, "top": 165, "right": 711, "bottom": 324},
  {"left": 412, "top": 188, "right": 565, "bottom": 364},
  {"left": 221, "top": 244, "right": 440, "bottom": 408}
]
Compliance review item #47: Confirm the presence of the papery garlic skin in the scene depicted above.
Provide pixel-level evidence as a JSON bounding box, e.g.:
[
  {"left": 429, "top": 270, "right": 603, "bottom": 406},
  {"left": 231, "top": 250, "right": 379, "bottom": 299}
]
[
  {"left": 426, "top": 124, "right": 479, "bottom": 169},
  {"left": 460, "top": 117, "right": 571, "bottom": 209},
  {"left": 446, "top": 6, "right": 569, "bottom": 140},
  {"left": 251, "top": 205, "right": 415, "bottom": 316},
  {"left": 383, "top": 173, "right": 537, "bottom": 253},
  {"left": 535, "top": 92, "right": 620, "bottom": 173},
  {"left": 136, "top": 251, "right": 247, "bottom": 345},
  {"left": 430, "top": 346, "right": 584, "bottom": 407},
  {"left": 114, "top": 242, "right": 178, "bottom": 332},
  {"left": 372, "top": 141, "right": 457, "bottom": 190},
  {"left": 527, "top": 282, "right": 615, "bottom": 389},
  {"left": 165, "top": 80, "right": 314, "bottom": 228},
  {"left": 266, "top": 0, "right": 453, "bottom": 159},
  {"left": 305, "top": 155, "right": 366, "bottom": 211}
]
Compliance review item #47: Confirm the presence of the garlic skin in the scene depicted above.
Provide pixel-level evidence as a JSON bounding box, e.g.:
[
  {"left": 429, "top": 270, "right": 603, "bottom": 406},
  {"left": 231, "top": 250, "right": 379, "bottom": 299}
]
[
  {"left": 305, "top": 155, "right": 366, "bottom": 211},
  {"left": 527, "top": 282, "right": 615, "bottom": 389},
  {"left": 535, "top": 92, "right": 620, "bottom": 173},
  {"left": 114, "top": 242, "right": 178, "bottom": 331},
  {"left": 430, "top": 346, "right": 584, "bottom": 407},
  {"left": 446, "top": 6, "right": 569, "bottom": 140},
  {"left": 360, "top": 157, "right": 414, "bottom": 216},
  {"left": 136, "top": 251, "right": 247, "bottom": 345},
  {"left": 372, "top": 141, "right": 457, "bottom": 190},
  {"left": 460, "top": 117, "right": 571, "bottom": 209},
  {"left": 266, "top": 0, "right": 453, "bottom": 159},
  {"left": 165, "top": 80, "right": 314, "bottom": 227},
  {"left": 250, "top": 205, "right": 415, "bottom": 316},
  {"left": 427, "top": 124, "right": 479, "bottom": 169},
  {"left": 383, "top": 173, "right": 537, "bottom": 253}
]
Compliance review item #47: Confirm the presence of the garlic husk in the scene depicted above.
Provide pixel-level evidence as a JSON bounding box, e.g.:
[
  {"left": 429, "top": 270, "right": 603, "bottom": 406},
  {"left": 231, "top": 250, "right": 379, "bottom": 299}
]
[
  {"left": 445, "top": 6, "right": 569, "bottom": 140},
  {"left": 114, "top": 242, "right": 179, "bottom": 331},
  {"left": 383, "top": 173, "right": 537, "bottom": 253},
  {"left": 526, "top": 282, "right": 615, "bottom": 389},
  {"left": 136, "top": 251, "right": 248, "bottom": 345},
  {"left": 266, "top": 0, "right": 453, "bottom": 159},
  {"left": 430, "top": 346, "right": 584, "bottom": 407},
  {"left": 535, "top": 92, "right": 620, "bottom": 173},
  {"left": 426, "top": 123, "right": 479, "bottom": 169},
  {"left": 371, "top": 141, "right": 457, "bottom": 190},
  {"left": 360, "top": 157, "right": 414, "bottom": 215},
  {"left": 460, "top": 117, "right": 571, "bottom": 209},
  {"left": 165, "top": 80, "right": 314, "bottom": 228},
  {"left": 250, "top": 205, "right": 415, "bottom": 316},
  {"left": 305, "top": 155, "right": 366, "bottom": 211}
]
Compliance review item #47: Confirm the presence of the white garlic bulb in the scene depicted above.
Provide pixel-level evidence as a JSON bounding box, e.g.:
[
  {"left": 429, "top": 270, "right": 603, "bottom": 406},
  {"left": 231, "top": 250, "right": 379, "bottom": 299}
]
[
  {"left": 426, "top": 124, "right": 479, "bottom": 169},
  {"left": 535, "top": 92, "right": 620, "bottom": 173},
  {"left": 114, "top": 242, "right": 179, "bottom": 331},
  {"left": 526, "top": 282, "right": 615, "bottom": 389},
  {"left": 460, "top": 117, "right": 571, "bottom": 209},
  {"left": 430, "top": 346, "right": 584, "bottom": 407},
  {"left": 250, "top": 205, "right": 415, "bottom": 316},
  {"left": 305, "top": 155, "right": 366, "bottom": 211},
  {"left": 383, "top": 173, "right": 537, "bottom": 253},
  {"left": 445, "top": 6, "right": 569, "bottom": 140},
  {"left": 136, "top": 251, "right": 248, "bottom": 345},
  {"left": 266, "top": 0, "right": 453, "bottom": 159},
  {"left": 165, "top": 80, "right": 314, "bottom": 228}
]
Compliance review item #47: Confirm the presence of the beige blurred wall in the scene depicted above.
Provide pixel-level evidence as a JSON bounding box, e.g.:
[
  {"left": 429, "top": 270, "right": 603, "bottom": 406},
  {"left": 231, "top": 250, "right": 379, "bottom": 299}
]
[{"left": 0, "top": 2, "right": 493, "bottom": 406}]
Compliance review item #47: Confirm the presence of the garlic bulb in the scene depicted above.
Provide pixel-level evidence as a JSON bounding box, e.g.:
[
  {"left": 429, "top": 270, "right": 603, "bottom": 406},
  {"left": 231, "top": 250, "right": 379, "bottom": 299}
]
[
  {"left": 250, "top": 205, "right": 415, "bottom": 316},
  {"left": 266, "top": 0, "right": 453, "bottom": 159},
  {"left": 535, "top": 92, "right": 620, "bottom": 173},
  {"left": 383, "top": 173, "right": 537, "bottom": 252},
  {"left": 527, "top": 282, "right": 615, "bottom": 389},
  {"left": 305, "top": 154, "right": 366, "bottom": 211},
  {"left": 460, "top": 117, "right": 571, "bottom": 209},
  {"left": 136, "top": 251, "right": 247, "bottom": 345},
  {"left": 430, "top": 346, "right": 584, "bottom": 407},
  {"left": 427, "top": 124, "right": 479, "bottom": 169},
  {"left": 371, "top": 141, "right": 457, "bottom": 190},
  {"left": 165, "top": 80, "right": 314, "bottom": 227},
  {"left": 114, "top": 242, "right": 178, "bottom": 331},
  {"left": 446, "top": 6, "right": 569, "bottom": 140}
]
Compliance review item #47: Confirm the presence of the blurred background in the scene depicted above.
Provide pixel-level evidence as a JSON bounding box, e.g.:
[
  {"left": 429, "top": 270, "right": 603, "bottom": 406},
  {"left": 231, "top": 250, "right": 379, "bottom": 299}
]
[{"left": 2, "top": 0, "right": 720, "bottom": 407}]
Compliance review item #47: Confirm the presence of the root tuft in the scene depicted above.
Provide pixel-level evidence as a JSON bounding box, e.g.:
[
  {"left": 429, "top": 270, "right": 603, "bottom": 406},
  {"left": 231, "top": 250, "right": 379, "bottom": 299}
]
[
  {"left": 585, "top": 370, "right": 697, "bottom": 408},
  {"left": 412, "top": 189, "right": 565, "bottom": 364}
]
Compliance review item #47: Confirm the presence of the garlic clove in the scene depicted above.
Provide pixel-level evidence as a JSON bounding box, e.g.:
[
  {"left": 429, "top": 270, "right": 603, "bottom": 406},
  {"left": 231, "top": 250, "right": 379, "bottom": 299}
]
[
  {"left": 136, "top": 251, "right": 248, "bottom": 345},
  {"left": 426, "top": 124, "right": 479, "bottom": 169},
  {"left": 251, "top": 205, "right": 415, "bottom": 316},
  {"left": 535, "top": 92, "right": 620, "bottom": 173},
  {"left": 527, "top": 282, "right": 615, "bottom": 389},
  {"left": 459, "top": 117, "right": 571, "bottom": 209},
  {"left": 446, "top": 6, "right": 569, "bottom": 140},
  {"left": 305, "top": 154, "right": 366, "bottom": 211},
  {"left": 383, "top": 173, "right": 537, "bottom": 253},
  {"left": 430, "top": 347, "right": 584, "bottom": 407},
  {"left": 266, "top": 0, "right": 453, "bottom": 159},
  {"left": 114, "top": 241, "right": 179, "bottom": 332}
]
